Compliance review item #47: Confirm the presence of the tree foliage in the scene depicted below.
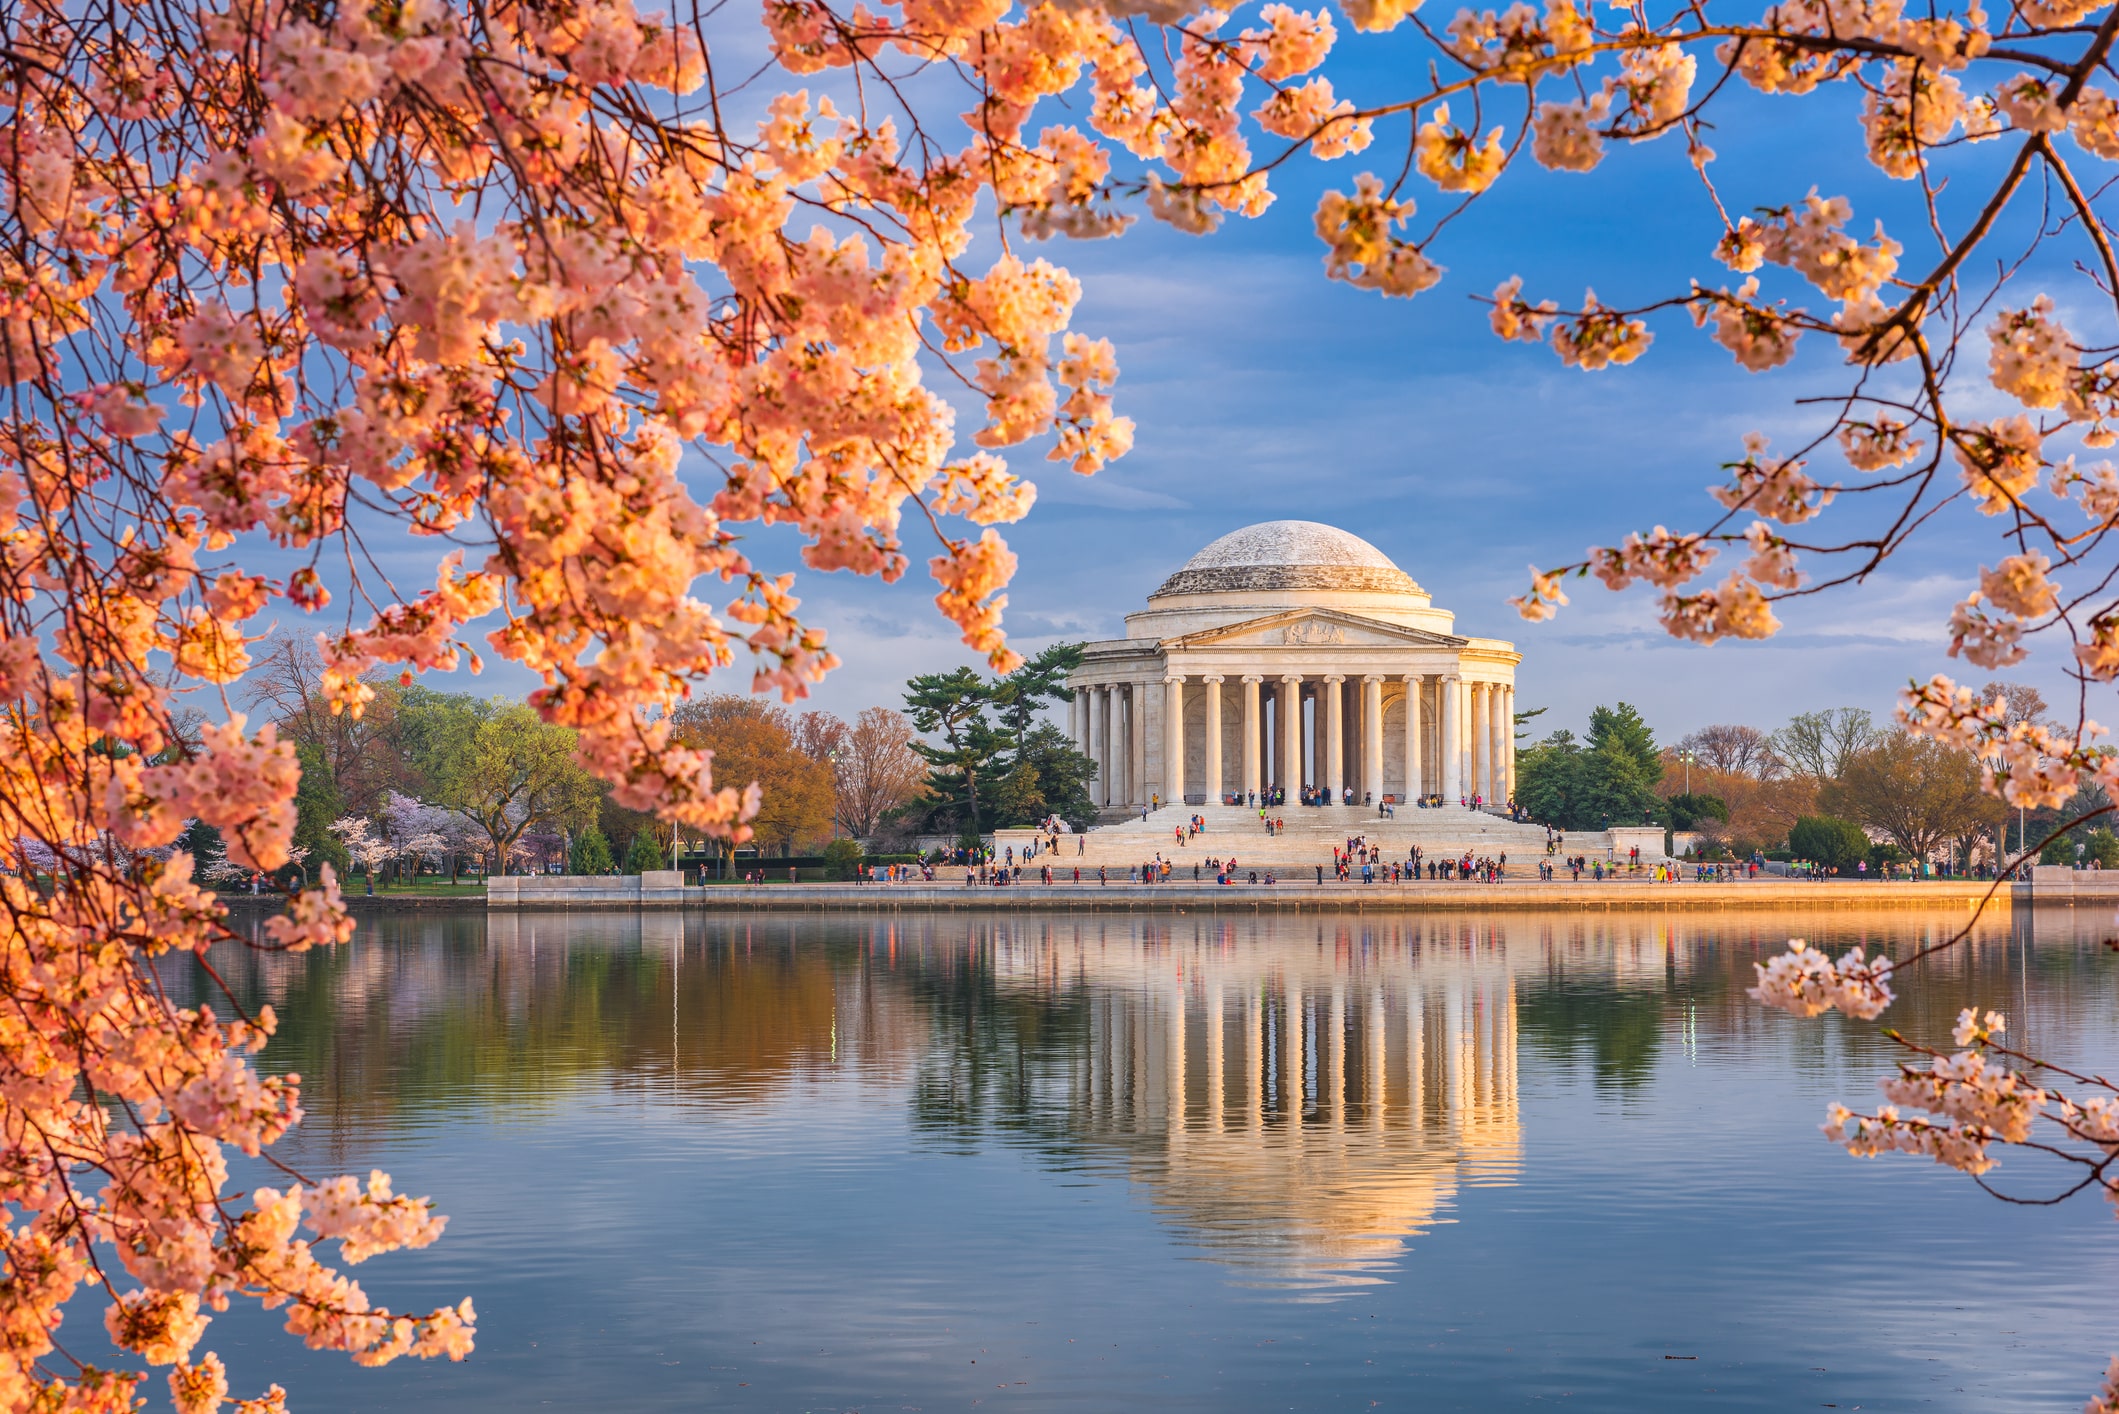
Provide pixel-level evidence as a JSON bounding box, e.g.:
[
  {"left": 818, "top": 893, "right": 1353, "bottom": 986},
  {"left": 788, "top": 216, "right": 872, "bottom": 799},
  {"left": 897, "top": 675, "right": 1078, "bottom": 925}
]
[
  {"left": 570, "top": 825, "right": 615, "bottom": 875},
  {"left": 904, "top": 653, "right": 1096, "bottom": 833},
  {"left": 1787, "top": 815, "right": 1874, "bottom": 872},
  {"left": 1662, "top": 792, "right": 1730, "bottom": 832},
  {"left": 1822, "top": 732, "right": 1994, "bottom": 860},
  {"left": 669, "top": 696, "right": 835, "bottom": 859},
  {"left": 1675, "top": 723, "right": 1780, "bottom": 779},
  {"left": 623, "top": 829, "right": 667, "bottom": 874},
  {"left": 415, "top": 698, "right": 603, "bottom": 869},
  {"left": 832, "top": 707, "right": 927, "bottom": 839},
  {"left": 1516, "top": 704, "right": 1665, "bottom": 832}
]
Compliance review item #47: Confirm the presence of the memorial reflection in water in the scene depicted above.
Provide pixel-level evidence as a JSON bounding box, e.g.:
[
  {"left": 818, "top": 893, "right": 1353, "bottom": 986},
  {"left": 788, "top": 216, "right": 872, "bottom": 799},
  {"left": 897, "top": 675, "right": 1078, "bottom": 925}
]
[
  {"left": 217, "top": 908, "right": 1976, "bottom": 1297},
  {"left": 1021, "top": 923, "right": 1524, "bottom": 1290}
]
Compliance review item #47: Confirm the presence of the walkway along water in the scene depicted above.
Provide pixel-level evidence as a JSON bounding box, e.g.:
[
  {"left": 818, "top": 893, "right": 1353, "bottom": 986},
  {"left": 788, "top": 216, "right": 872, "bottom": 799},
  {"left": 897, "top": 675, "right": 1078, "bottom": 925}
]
[{"left": 481, "top": 871, "right": 2119, "bottom": 914}]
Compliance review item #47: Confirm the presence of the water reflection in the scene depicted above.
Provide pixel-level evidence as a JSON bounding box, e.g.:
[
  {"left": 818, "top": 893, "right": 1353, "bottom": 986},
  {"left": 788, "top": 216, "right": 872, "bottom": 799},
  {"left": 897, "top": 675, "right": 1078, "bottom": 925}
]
[
  {"left": 188, "top": 905, "right": 2110, "bottom": 1295},
  {"left": 916, "top": 922, "right": 1526, "bottom": 1292}
]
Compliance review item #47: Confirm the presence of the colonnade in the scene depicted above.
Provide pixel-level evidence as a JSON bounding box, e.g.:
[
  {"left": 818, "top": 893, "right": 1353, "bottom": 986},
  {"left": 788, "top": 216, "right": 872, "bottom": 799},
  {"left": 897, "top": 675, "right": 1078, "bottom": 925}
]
[
  {"left": 1081, "top": 972, "right": 1520, "bottom": 1141},
  {"left": 1071, "top": 672, "right": 1515, "bottom": 810}
]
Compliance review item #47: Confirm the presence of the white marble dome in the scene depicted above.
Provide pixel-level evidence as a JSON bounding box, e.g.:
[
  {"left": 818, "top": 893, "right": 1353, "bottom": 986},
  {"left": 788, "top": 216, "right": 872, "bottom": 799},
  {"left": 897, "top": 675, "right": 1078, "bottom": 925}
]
[{"left": 1152, "top": 521, "right": 1420, "bottom": 598}]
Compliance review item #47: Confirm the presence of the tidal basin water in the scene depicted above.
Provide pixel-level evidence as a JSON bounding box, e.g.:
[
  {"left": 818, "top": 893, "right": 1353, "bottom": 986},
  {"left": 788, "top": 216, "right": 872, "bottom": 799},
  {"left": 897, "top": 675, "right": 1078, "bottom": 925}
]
[{"left": 171, "top": 907, "right": 2119, "bottom": 1411}]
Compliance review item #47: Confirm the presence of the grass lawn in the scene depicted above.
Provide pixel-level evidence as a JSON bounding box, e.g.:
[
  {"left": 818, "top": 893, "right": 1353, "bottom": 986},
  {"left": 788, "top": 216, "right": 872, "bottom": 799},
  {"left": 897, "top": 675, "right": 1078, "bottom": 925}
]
[{"left": 351, "top": 880, "right": 488, "bottom": 895}]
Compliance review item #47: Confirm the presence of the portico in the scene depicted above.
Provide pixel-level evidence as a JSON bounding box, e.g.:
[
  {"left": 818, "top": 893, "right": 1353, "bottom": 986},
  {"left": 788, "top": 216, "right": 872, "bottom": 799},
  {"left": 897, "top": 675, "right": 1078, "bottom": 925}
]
[{"left": 1069, "top": 522, "right": 1522, "bottom": 809}]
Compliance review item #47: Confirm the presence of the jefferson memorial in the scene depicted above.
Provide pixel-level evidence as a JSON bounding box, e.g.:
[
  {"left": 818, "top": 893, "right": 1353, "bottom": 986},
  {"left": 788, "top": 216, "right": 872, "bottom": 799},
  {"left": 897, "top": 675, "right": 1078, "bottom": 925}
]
[{"left": 1067, "top": 521, "right": 1521, "bottom": 810}]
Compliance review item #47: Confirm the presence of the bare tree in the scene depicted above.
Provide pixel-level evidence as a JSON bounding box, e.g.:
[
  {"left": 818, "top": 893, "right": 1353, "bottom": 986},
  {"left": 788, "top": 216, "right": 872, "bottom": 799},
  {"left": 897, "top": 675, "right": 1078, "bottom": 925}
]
[
  {"left": 792, "top": 709, "right": 850, "bottom": 766},
  {"left": 1770, "top": 709, "right": 1882, "bottom": 785},
  {"left": 834, "top": 707, "right": 926, "bottom": 840},
  {"left": 1976, "top": 681, "right": 2052, "bottom": 730},
  {"left": 1676, "top": 724, "right": 1780, "bottom": 779},
  {"left": 243, "top": 634, "right": 407, "bottom": 816}
]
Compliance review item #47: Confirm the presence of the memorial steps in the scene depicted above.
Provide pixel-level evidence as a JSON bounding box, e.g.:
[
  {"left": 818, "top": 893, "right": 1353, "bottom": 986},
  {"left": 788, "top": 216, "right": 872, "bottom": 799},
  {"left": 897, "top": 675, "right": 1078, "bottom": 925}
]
[{"left": 994, "top": 803, "right": 1575, "bottom": 874}]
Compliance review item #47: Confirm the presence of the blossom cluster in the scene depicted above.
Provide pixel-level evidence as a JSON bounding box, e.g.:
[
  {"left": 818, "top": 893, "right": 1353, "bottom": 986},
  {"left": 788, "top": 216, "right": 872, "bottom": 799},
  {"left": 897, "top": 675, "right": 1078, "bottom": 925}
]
[
  {"left": 1899, "top": 673, "right": 2115, "bottom": 811},
  {"left": 1748, "top": 941, "right": 1896, "bottom": 1020}
]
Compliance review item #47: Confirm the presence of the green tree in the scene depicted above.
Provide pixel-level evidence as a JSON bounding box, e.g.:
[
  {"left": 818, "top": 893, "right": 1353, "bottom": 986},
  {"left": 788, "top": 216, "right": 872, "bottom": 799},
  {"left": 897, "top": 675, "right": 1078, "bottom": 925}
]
[
  {"left": 410, "top": 696, "right": 603, "bottom": 871},
  {"left": 992, "top": 760, "right": 1044, "bottom": 825},
  {"left": 1822, "top": 732, "right": 1993, "bottom": 861},
  {"left": 177, "top": 817, "right": 226, "bottom": 884},
  {"left": 570, "top": 825, "right": 614, "bottom": 875},
  {"left": 1515, "top": 730, "right": 1589, "bottom": 829},
  {"left": 1788, "top": 815, "right": 1872, "bottom": 872},
  {"left": 291, "top": 742, "right": 350, "bottom": 877},
  {"left": 1662, "top": 793, "right": 1730, "bottom": 832},
  {"left": 1014, "top": 723, "right": 1098, "bottom": 829},
  {"left": 1587, "top": 702, "right": 1660, "bottom": 779},
  {"left": 1518, "top": 708, "right": 1667, "bottom": 831},
  {"left": 2083, "top": 828, "right": 2119, "bottom": 869},
  {"left": 623, "top": 829, "right": 666, "bottom": 874},
  {"left": 905, "top": 667, "right": 1004, "bottom": 834},
  {"left": 991, "top": 643, "right": 1083, "bottom": 761},
  {"left": 821, "top": 837, "right": 864, "bottom": 880}
]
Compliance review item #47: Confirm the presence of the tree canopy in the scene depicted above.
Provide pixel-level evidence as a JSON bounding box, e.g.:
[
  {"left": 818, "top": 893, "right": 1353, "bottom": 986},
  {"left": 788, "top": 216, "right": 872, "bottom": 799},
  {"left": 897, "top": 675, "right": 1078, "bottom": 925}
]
[
  {"left": 1787, "top": 816, "right": 1875, "bottom": 873},
  {"left": 903, "top": 650, "right": 1096, "bottom": 834},
  {"left": 1517, "top": 703, "right": 1664, "bottom": 832},
  {"left": 669, "top": 697, "right": 836, "bottom": 858}
]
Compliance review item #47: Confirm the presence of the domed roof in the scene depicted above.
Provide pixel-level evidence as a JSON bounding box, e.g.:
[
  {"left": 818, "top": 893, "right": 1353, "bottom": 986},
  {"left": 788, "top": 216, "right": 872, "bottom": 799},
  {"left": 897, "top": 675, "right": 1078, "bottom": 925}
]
[{"left": 1152, "top": 521, "right": 1420, "bottom": 598}]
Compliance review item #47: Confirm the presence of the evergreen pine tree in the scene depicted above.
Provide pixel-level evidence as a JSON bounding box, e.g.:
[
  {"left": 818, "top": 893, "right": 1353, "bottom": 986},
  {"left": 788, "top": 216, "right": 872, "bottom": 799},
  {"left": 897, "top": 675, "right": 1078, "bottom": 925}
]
[
  {"left": 623, "top": 829, "right": 666, "bottom": 874},
  {"left": 570, "top": 826, "right": 614, "bottom": 875}
]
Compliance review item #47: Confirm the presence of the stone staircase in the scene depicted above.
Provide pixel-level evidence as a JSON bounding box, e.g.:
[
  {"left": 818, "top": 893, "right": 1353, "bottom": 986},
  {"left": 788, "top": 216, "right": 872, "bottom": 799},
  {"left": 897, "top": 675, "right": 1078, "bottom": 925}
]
[{"left": 995, "top": 803, "right": 1612, "bottom": 874}]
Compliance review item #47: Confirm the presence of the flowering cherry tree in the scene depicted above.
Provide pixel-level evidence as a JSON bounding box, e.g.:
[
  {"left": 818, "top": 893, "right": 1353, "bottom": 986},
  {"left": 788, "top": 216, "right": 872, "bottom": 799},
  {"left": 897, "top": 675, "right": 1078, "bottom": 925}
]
[{"left": 6, "top": 0, "right": 2119, "bottom": 1400}]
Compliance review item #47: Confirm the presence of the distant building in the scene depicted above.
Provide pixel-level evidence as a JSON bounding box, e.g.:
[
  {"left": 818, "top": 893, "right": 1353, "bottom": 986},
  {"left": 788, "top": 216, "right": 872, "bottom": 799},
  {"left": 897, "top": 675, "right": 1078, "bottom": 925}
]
[{"left": 1068, "top": 521, "right": 1521, "bottom": 808}]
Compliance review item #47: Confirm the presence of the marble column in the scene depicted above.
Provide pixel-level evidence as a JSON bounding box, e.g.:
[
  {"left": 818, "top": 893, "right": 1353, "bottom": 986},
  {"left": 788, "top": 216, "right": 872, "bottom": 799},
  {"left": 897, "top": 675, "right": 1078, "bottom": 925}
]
[
  {"left": 1280, "top": 675, "right": 1302, "bottom": 797},
  {"left": 1471, "top": 682, "right": 1488, "bottom": 803},
  {"left": 1107, "top": 686, "right": 1122, "bottom": 806},
  {"left": 1266, "top": 686, "right": 1279, "bottom": 794},
  {"left": 1503, "top": 684, "right": 1516, "bottom": 802},
  {"left": 1129, "top": 683, "right": 1148, "bottom": 807},
  {"left": 1441, "top": 674, "right": 1461, "bottom": 801},
  {"left": 1325, "top": 675, "right": 1345, "bottom": 799},
  {"left": 1489, "top": 684, "right": 1505, "bottom": 807},
  {"left": 1477, "top": 683, "right": 1490, "bottom": 806},
  {"left": 1363, "top": 676, "right": 1384, "bottom": 804},
  {"left": 1164, "top": 673, "right": 1185, "bottom": 807},
  {"left": 1403, "top": 674, "right": 1423, "bottom": 800},
  {"left": 1096, "top": 686, "right": 1110, "bottom": 807},
  {"left": 1311, "top": 685, "right": 1327, "bottom": 790},
  {"left": 1241, "top": 675, "right": 1262, "bottom": 801},
  {"left": 1092, "top": 686, "right": 1109, "bottom": 806},
  {"left": 1464, "top": 682, "right": 1480, "bottom": 802},
  {"left": 1203, "top": 675, "right": 1224, "bottom": 804}
]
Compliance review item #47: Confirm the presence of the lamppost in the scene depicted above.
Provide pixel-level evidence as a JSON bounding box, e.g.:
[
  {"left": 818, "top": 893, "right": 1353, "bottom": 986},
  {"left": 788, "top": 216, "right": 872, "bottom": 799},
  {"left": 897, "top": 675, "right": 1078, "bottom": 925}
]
[
  {"left": 1678, "top": 749, "right": 1695, "bottom": 797},
  {"left": 827, "top": 744, "right": 843, "bottom": 840}
]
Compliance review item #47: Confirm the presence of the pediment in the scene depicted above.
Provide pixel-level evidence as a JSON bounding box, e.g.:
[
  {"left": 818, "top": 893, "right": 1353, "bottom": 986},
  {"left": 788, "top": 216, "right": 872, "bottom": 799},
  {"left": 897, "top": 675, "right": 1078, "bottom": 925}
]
[{"left": 1164, "top": 609, "right": 1466, "bottom": 650}]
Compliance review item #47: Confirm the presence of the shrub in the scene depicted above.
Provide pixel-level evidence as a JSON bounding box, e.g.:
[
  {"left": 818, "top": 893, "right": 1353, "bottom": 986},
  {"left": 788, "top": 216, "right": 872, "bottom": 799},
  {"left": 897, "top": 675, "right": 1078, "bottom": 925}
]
[
  {"left": 570, "top": 826, "right": 614, "bottom": 875},
  {"left": 821, "top": 838, "right": 864, "bottom": 880},
  {"left": 1788, "top": 815, "right": 1871, "bottom": 873},
  {"left": 623, "top": 830, "right": 667, "bottom": 874}
]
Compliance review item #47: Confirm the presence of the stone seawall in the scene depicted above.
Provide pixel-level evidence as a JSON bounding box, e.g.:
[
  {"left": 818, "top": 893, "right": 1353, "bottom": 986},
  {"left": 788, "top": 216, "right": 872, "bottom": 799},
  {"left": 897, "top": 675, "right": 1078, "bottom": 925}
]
[
  {"left": 225, "top": 893, "right": 485, "bottom": 913},
  {"left": 487, "top": 877, "right": 2037, "bottom": 914}
]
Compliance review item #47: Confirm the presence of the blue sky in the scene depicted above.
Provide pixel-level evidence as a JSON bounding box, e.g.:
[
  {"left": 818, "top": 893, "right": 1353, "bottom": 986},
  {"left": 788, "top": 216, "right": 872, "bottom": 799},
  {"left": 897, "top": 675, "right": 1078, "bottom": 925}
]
[
  {"left": 333, "top": 24, "right": 2097, "bottom": 751},
  {"left": 734, "top": 70, "right": 2079, "bottom": 747}
]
